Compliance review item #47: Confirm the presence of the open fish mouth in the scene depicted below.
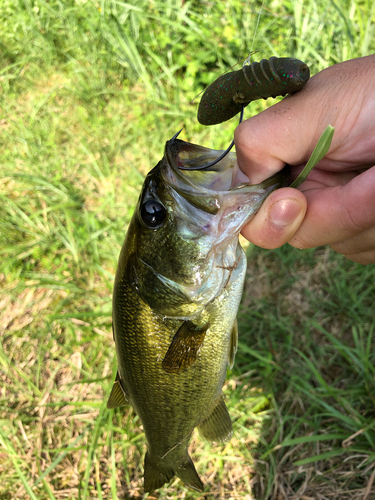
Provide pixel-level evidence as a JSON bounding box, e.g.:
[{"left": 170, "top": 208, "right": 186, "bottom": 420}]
[
  {"left": 163, "top": 137, "right": 289, "bottom": 196},
  {"left": 161, "top": 137, "right": 290, "bottom": 227},
  {"left": 155, "top": 137, "right": 291, "bottom": 262}
]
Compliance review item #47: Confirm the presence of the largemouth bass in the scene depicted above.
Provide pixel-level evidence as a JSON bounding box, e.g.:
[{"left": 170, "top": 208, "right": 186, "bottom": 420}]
[{"left": 108, "top": 136, "right": 289, "bottom": 492}]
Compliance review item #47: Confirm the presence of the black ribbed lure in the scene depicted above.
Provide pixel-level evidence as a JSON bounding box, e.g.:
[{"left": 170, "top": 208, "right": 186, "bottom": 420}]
[{"left": 198, "top": 56, "right": 310, "bottom": 126}]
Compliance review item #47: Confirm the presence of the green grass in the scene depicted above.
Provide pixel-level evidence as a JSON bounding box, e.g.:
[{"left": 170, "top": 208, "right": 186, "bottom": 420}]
[{"left": 1, "top": 0, "right": 375, "bottom": 498}]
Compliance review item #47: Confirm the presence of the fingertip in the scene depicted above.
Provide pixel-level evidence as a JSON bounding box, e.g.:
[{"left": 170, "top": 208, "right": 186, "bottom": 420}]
[{"left": 241, "top": 189, "right": 307, "bottom": 249}]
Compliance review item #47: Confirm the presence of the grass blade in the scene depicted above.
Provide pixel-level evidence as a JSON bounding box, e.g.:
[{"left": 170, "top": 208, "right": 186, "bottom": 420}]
[
  {"left": 290, "top": 125, "right": 335, "bottom": 188},
  {"left": 0, "top": 428, "right": 39, "bottom": 500}
]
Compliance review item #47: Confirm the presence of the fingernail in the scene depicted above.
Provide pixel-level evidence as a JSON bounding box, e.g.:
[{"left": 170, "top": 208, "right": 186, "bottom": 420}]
[{"left": 270, "top": 199, "right": 301, "bottom": 227}]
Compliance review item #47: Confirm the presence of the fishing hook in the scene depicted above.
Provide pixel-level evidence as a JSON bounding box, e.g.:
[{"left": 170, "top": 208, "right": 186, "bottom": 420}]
[{"left": 174, "top": 106, "right": 245, "bottom": 171}]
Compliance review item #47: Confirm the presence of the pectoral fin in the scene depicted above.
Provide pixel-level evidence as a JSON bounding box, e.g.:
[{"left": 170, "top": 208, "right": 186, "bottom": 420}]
[
  {"left": 198, "top": 395, "right": 232, "bottom": 442},
  {"left": 107, "top": 372, "right": 128, "bottom": 409},
  {"left": 162, "top": 320, "right": 209, "bottom": 373},
  {"left": 228, "top": 319, "right": 238, "bottom": 369}
]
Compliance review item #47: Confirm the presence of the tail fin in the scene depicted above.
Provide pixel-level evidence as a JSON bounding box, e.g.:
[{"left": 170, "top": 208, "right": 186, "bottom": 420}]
[
  {"left": 144, "top": 452, "right": 174, "bottom": 493},
  {"left": 144, "top": 451, "right": 203, "bottom": 493},
  {"left": 175, "top": 453, "right": 204, "bottom": 492}
]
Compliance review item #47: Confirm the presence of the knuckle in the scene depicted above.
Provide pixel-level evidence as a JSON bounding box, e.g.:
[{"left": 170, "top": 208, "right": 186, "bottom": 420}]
[
  {"left": 330, "top": 240, "right": 352, "bottom": 255},
  {"left": 234, "top": 121, "right": 264, "bottom": 157},
  {"left": 340, "top": 202, "right": 372, "bottom": 234},
  {"left": 345, "top": 250, "right": 375, "bottom": 265},
  {"left": 288, "top": 231, "right": 312, "bottom": 250}
]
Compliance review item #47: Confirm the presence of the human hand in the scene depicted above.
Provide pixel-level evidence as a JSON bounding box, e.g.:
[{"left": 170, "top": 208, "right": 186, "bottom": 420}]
[{"left": 234, "top": 55, "right": 375, "bottom": 265}]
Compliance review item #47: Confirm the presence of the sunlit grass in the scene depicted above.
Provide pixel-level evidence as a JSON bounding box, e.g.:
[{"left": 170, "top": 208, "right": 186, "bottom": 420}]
[{"left": 1, "top": 0, "right": 375, "bottom": 498}]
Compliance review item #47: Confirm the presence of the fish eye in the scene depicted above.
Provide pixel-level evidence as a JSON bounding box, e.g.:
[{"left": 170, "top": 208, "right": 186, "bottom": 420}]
[{"left": 140, "top": 200, "right": 167, "bottom": 228}]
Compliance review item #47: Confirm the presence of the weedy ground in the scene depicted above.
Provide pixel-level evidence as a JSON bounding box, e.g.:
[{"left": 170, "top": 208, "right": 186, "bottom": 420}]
[{"left": 1, "top": 0, "right": 375, "bottom": 499}]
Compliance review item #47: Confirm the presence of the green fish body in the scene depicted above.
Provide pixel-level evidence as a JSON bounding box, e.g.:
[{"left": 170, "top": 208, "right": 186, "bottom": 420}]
[{"left": 109, "top": 138, "right": 288, "bottom": 492}]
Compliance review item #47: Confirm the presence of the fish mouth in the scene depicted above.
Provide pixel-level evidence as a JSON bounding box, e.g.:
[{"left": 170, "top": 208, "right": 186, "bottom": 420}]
[
  {"left": 164, "top": 138, "right": 237, "bottom": 193},
  {"left": 163, "top": 137, "right": 289, "bottom": 200}
]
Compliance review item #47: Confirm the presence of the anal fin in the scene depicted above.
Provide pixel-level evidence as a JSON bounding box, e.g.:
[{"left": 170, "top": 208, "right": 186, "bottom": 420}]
[
  {"left": 162, "top": 320, "right": 209, "bottom": 373},
  {"left": 198, "top": 395, "right": 232, "bottom": 443},
  {"left": 107, "top": 371, "right": 128, "bottom": 409}
]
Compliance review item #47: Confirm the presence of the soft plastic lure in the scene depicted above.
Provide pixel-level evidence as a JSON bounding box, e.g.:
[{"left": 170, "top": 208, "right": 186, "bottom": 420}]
[{"left": 198, "top": 56, "right": 310, "bottom": 126}]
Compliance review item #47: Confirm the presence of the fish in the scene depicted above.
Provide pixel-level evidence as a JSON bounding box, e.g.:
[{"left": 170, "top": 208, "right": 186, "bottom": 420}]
[{"left": 108, "top": 136, "right": 289, "bottom": 492}]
